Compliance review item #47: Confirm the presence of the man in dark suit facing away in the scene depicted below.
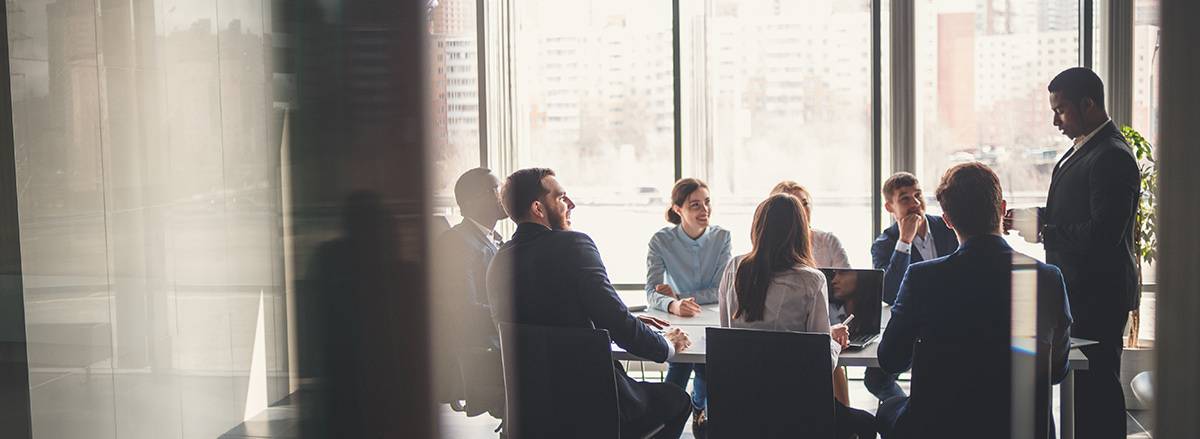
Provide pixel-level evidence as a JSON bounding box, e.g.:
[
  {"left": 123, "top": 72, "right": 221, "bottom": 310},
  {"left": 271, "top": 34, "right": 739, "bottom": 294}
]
[
  {"left": 868, "top": 172, "right": 959, "bottom": 402},
  {"left": 877, "top": 162, "right": 1073, "bottom": 439},
  {"left": 486, "top": 168, "right": 694, "bottom": 439},
  {"left": 1007, "top": 67, "right": 1140, "bottom": 439}
]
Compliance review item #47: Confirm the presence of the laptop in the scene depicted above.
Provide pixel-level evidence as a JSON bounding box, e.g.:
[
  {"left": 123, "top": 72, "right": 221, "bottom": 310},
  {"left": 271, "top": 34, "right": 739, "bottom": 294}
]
[{"left": 819, "top": 268, "right": 885, "bottom": 349}]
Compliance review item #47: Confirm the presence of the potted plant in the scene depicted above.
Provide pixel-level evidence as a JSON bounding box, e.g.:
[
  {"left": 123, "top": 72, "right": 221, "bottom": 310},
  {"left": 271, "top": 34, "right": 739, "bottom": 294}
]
[{"left": 1120, "top": 125, "right": 1156, "bottom": 409}]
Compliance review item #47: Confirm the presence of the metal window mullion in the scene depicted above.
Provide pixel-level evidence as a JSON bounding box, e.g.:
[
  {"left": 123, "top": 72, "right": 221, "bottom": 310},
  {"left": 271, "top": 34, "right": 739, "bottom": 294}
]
[
  {"left": 672, "top": 0, "right": 682, "bottom": 183},
  {"left": 1105, "top": 0, "right": 1134, "bottom": 128},
  {"left": 476, "top": 0, "right": 489, "bottom": 168},
  {"left": 890, "top": 0, "right": 916, "bottom": 177},
  {"left": 1081, "top": 0, "right": 1093, "bottom": 68},
  {"left": 871, "top": 0, "right": 883, "bottom": 236}
]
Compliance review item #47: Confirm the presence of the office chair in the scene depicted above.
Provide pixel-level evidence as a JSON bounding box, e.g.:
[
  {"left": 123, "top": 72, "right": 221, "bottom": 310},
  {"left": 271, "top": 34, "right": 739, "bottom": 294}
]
[
  {"left": 705, "top": 327, "right": 836, "bottom": 439},
  {"left": 497, "top": 323, "right": 664, "bottom": 439}
]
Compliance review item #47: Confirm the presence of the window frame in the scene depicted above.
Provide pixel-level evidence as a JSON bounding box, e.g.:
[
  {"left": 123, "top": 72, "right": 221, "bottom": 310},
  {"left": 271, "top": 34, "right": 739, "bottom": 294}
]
[{"left": 474, "top": 0, "right": 1127, "bottom": 290}]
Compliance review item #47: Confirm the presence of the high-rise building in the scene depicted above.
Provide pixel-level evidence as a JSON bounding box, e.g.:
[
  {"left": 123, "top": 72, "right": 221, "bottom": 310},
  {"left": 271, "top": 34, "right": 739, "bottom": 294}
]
[{"left": 427, "top": 0, "right": 479, "bottom": 194}]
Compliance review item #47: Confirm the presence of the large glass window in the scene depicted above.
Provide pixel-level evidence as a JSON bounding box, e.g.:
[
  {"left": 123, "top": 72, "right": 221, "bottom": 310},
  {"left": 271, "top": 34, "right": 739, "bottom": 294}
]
[
  {"left": 1132, "top": 0, "right": 1160, "bottom": 335},
  {"left": 427, "top": 0, "right": 482, "bottom": 221},
  {"left": 512, "top": 0, "right": 675, "bottom": 284},
  {"left": 914, "top": 0, "right": 1079, "bottom": 260},
  {"left": 683, "top": 0, "right": 875, "bottom": 267},
  {"left": 1132, "top": 0, "right": 1160, "bottom": 146}
]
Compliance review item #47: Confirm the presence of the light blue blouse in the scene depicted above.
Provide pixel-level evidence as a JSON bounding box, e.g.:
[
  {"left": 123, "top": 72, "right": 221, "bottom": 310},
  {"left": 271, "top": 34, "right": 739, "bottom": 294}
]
[{"left": 645, "top": 225, "right": 733, "bottom": 312}]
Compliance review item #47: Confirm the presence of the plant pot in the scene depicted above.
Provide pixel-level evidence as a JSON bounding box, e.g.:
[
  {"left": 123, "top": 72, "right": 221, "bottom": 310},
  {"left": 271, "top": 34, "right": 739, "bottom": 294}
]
[{"left": 1120, "top": 340, "right": 1155, "bottom": 410}]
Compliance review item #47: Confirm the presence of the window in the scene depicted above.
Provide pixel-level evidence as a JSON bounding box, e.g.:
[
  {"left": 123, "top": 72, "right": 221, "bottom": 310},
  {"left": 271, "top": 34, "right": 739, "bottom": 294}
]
[
  {"left": 1132, "top": 0, "right": 1160, "bottom": 146},
  {"left": 1132, "top": 0, "right": 1160, "bottom": 334},
  {"left": 683, "top": 0, "right": 876, "bottom": 267},
  {"left": 914, "top": 0, "right": 1080, "bottom": 260},
  {"left": 513, "top": 0, "right": 675, "bottom": 284},
  {"left": 427, "top": 0, "right": 482, "bottom": 219}
]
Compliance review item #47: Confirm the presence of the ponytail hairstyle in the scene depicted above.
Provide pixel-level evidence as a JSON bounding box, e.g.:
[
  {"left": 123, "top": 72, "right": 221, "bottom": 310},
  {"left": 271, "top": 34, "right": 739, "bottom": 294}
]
[
  {"left": 733, "top": 193, "right": 815, "bottom": 322},
  {"left": 666, "top": 178, "right": 709, "bottom": 224}
]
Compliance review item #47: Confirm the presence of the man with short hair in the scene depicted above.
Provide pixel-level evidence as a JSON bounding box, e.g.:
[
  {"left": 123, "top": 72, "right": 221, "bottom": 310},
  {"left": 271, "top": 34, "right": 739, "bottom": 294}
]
[
  {"left": 877, "top": 162, "right": 1073, "bottom": 439},
  {"left": 867, "top": 172, "right": 959, "bottom": 402},
  {"left": 487, "top": 168, "right": 693, "bottom": 438},
  {"left": 440, "top": 168, "right": 508, "bottom": 312},
  {"left": 432, "top": 168, "right": 508, "bottom": 412},
  {"left": 1007, "top": 67, "right": 1140, "bottom": 439}
]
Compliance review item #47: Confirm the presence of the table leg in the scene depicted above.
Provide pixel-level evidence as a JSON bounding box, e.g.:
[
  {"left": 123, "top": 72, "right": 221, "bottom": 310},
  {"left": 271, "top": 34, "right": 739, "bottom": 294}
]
[{"left": 1060, "top": 370, "right": 1074, "bottom": 439}]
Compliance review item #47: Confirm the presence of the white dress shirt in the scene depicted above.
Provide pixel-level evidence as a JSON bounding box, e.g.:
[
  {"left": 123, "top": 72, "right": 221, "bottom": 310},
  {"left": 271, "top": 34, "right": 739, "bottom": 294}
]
[
  {"left": 468, "top": 218, "right": 502, "bottom": 249},
  {"left": 893, "top": 220, "right": 938, "bottom": 261},
  {"left": 1058, "top": 119, "right": 1112, "bottom": 170},
  {"left": 718, "top": 257, "right": 841, "bottom": 370},
  {"left": 811, "top": 229, "right": 851, "bottom": 269}
]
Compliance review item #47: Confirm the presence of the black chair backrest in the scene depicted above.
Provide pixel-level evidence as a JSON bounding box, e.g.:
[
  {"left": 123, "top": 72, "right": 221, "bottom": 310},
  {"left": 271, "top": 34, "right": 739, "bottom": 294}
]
[
  {"left": 497, "top": 322, "right": 620, "bottom": 439},
  {"left": 705, "top": 327, "right": 835, "bottom": 439},
  {"left": 908, "top": 337, "right": 1014, "bottom": 438}
]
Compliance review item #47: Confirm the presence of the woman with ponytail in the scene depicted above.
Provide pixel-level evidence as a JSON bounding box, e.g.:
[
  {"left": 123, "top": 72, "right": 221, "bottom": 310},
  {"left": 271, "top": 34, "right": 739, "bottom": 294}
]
[
  {"left": 645, "top": 178, "right": 731, "bottom": 437},
  {"left": 717, "top": 193, "right": 875, "bottom": 439}
]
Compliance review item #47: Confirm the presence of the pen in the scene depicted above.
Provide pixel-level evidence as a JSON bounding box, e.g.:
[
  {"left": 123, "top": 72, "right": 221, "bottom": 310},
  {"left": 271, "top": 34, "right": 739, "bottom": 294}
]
[{"left": 842, "top": 314, "right": 855, "bottom": 326}]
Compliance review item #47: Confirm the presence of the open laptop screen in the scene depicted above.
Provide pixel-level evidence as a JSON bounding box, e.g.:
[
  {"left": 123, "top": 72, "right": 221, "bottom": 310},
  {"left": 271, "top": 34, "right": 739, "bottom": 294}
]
[{"left": 819, "top": 268, "right": 884, "bottom": 338}]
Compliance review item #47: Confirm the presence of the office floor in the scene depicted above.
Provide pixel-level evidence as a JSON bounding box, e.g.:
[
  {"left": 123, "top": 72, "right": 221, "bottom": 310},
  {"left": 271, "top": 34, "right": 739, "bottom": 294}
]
[{"left": 220, "top": 372, "right": 1154, "bottom": 438}]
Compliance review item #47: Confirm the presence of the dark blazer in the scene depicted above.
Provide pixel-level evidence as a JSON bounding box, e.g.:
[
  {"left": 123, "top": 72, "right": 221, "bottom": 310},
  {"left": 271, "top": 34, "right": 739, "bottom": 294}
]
[
  {"left": 434, "top": 221, "right": 501, "bottom": 344},
  {"left": 486, "top": 222, "right": 670, "bottom": 422},
  {"left": 871, "top": 214, "right": 959, "bottom": 305},
  {"left": 877, "top": 235, "right": 1073, "bottom": 438},
  {"left": 431, "top": 220, "right": 502, "bottom": 404},
  {"left": 1042, "top": 121, "right": 1141, "bottom": 320}
]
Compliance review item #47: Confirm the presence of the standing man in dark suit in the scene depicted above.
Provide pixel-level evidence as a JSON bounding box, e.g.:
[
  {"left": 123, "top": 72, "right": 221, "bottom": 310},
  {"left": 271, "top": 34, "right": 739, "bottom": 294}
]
[
  {"left": 877, "top": 162, "right": 1073, "bottom": 439},
  {"left": 432, "top": 168, "right": 508, "bottom": 412},
  {"left": 1007, "top": 67, "right": 1140, "bottom": 439},
  {"left": 867, "top": 172, "right": 959, "bottom": 402},
  {"left": 486, "top": 168, "right": 694, "bottom": 439}
]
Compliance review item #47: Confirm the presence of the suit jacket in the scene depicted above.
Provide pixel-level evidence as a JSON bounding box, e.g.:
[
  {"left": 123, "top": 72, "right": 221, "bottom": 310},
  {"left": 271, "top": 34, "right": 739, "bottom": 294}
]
[
  {"left": 435, "top": 220, "right": 501, "bottom": 344},
  {"left": 1042, "top": 121, "right": 1141, "bottom": 322},
  {"left": 871, "top": 214, "right": 959, "bottom": 305},
  {"left": 878, "top": 235, "right": 1073, "bottom": 438},
  {"left": 487, "top": 222, "right": 670, "bottom": 422},
  {"left": 431, "top": 220, "right": 502, "bottom": 403}
]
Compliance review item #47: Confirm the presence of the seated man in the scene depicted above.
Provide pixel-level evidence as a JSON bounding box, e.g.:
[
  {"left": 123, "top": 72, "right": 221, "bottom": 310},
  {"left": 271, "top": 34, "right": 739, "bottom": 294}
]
[
  {"left": 868, "top": 172, "right": 960, "bottom": 402},
  {"left": 486, "top": 168, "right": 693, "bottom": 439},
  {"left": 876, "top": 163, "right": 1072, "bottom": 439},
  {"left": 431, "top": 168, "right": 508, "bottom": 413}
]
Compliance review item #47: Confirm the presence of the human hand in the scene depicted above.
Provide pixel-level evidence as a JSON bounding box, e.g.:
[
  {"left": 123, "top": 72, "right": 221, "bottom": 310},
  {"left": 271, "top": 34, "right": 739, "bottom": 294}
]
[
  {"left": 898, "top": 213, "right": 922, "bottom": 244},
  {"left": 664, "top": 328, "right": 691, "bottom": 352},
  {"left": 654, "top": 284, "right": 678, "bottom": 299},
  {"left": 637, "top": 314, "right": 671, "bottom": 330},
  {"left": 669, "top": 297, "right": 702, "bottom": 317},
  {"left": 830, "top": 324, "right": 850, "bottom": 349}
]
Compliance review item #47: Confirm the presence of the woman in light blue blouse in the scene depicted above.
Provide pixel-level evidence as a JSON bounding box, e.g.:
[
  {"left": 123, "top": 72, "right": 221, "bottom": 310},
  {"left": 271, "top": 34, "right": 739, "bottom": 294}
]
[{"left": 646, "top": 178, "right": 731, "bottom": 434}]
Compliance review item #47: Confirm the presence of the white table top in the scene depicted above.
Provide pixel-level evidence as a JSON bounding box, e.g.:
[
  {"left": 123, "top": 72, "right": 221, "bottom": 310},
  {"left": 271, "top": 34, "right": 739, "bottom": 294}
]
[
  {"left": 625, "top": 303, "right": 1092, "bottom": 369},
  {"left": 637, "top": 303, "right": 722, "bottom": 327}
]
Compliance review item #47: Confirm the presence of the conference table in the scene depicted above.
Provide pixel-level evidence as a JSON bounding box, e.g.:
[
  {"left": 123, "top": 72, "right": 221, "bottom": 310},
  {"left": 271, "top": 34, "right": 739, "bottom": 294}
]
[{"left": 614, "top": 304, "right": 1093, "bottom": 439}]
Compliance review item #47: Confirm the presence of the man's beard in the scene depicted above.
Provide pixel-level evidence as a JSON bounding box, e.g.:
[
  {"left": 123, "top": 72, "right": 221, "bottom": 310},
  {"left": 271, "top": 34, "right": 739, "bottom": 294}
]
[{"left": 548, "top": 209, "right": 570, "bottom": 231}]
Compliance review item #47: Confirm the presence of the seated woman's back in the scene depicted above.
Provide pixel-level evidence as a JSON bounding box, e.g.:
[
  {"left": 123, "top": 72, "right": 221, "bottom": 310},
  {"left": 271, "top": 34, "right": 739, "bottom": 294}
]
[
  {"left": 715, "top": 194, "right": 842, "bottom": 369},
  {"left": 719, "top": 256, "right": 831, "bottom": 335},
  {"left": 711, "top": 193, "right": 874, "bottom": 439}
]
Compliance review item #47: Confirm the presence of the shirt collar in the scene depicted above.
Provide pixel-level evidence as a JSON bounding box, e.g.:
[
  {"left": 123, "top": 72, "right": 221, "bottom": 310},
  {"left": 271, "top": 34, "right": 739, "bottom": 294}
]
[
  {"left": 913, "top": 217, "right": 934, "bottom": 244},
  {"left": 674, "top": 225, "right": 710, "bottom": 247},
  {"left": 1073, "top": 119, "right": 1112, "bottom": 151},
  {"left": 467, "top": 217, "right": 497, "bottom": 242}
]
